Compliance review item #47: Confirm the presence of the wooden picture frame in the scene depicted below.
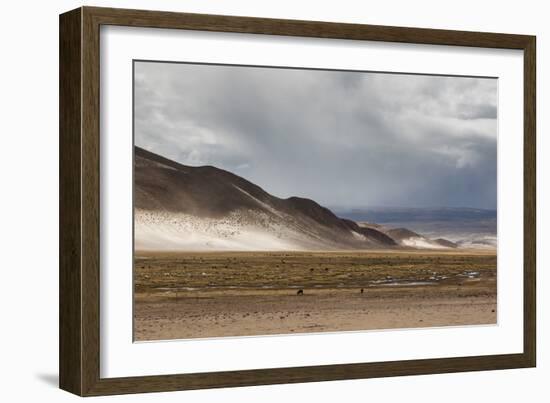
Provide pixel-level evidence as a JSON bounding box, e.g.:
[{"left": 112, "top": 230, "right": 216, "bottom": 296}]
[{"left": 59, "top": 6, "right": 536, "bottom": 396}]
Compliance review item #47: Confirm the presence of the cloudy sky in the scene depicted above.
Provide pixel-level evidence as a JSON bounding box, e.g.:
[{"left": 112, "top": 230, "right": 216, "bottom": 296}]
[{"left": 134, "top": 61, "right": 497, "bottom": 210}]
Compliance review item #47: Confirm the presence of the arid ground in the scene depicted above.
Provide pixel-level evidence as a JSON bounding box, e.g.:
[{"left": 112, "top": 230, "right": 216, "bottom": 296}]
[{"left": 134, "top": 250, "right": 496, "bottom": 341}]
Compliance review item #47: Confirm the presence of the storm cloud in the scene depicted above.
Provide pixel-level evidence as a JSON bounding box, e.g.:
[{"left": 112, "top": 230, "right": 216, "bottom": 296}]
[{"left": 134, "top": 61, "right": 497, "bottom": 210}]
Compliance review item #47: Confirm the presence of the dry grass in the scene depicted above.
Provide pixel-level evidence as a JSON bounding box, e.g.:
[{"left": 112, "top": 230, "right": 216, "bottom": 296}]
[{"left": 134, "top": 250, "right": 496, "bottom": 298}]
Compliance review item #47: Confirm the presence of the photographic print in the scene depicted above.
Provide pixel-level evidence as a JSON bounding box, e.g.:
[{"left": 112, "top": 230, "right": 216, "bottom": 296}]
[{"left": 133, "top": 61, "right": 497, "bottom": 342}]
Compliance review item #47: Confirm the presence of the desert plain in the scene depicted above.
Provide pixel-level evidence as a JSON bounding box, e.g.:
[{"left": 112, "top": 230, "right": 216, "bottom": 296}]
[{"left": 134, "top": 249, "right": 496, "bottom": 341}]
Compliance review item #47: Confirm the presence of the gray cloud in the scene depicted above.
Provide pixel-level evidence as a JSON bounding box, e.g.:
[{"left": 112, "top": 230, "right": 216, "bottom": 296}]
[{"left": 134, "top": 62, "right": 497, "bottom": 210}]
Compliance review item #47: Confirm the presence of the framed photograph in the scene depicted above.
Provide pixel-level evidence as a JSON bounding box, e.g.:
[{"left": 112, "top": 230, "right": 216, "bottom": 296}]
[{"left": 59, "top": 6, "right": 536, "bottom": 396}]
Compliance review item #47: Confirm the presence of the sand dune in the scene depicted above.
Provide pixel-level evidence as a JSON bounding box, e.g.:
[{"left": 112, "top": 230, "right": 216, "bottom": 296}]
[{"left": 135, "top": 209, "right": 325, "bottom": 251}]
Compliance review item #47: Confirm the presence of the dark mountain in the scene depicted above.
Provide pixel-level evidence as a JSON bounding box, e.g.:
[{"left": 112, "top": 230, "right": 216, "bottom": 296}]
[
  {"left": 384, "top": 227, "right": 423, "bottom": 242},
  {"left": 433, "top": 238, "right": 458, "bottom": 248},
  {"left": 364, "top": 226, "right": 458, "bottom": 249},
  {"left": 134, "top": 147, "right": 397, "bottom": 251}
]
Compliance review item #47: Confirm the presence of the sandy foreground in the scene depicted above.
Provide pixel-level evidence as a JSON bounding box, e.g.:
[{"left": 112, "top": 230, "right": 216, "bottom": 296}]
[{"left": 134, "top": 250, "right": 496, "bottom": 341}]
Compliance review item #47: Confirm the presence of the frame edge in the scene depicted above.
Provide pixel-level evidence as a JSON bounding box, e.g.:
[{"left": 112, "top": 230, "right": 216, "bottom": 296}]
[
  {"left": 81, "top": 5, "right": 534, "bottom": 49},
  {"left": 59, "top": 6, "right": 84, "bottom": 396},
  {"left": 523, "top": 35, "right": 536, "bottom": 368}
]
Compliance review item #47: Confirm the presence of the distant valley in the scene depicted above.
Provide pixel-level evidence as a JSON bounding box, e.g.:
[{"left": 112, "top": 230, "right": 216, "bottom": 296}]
[{"left": 335, "top": 207, "right": 497, "bottom": 249}]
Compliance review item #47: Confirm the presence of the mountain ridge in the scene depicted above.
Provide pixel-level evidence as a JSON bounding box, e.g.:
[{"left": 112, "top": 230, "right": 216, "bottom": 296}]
[{"left": 134, "top": 146, "right": 456, "bottom": 252}]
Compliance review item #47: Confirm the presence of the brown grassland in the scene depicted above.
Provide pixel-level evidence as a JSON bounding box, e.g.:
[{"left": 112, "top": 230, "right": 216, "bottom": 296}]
[{"left": 134, "top": 250, "right": 497, "bottom": 341}]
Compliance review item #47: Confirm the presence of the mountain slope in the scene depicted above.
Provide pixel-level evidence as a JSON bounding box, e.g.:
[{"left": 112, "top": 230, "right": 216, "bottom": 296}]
[
  {"left": 385, "top": 229, "right": 458, "bottom": 249},
  {"left": 134, "top": 146, "right": 397, "bottom": 251}
]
